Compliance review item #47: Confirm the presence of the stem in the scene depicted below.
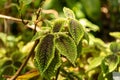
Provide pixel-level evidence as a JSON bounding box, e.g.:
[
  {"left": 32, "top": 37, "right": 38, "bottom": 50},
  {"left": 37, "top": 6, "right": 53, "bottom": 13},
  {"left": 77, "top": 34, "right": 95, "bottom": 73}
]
[
  {"left": 55, "top": 67, "right": 61, "bottom": 80},
  {"left": 9, "top": 40, "right": 39, "bottom": 80}
]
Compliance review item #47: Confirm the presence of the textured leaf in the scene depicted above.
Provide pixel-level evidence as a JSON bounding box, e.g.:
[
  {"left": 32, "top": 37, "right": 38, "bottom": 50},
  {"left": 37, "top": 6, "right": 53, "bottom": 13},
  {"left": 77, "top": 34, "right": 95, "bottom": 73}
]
[
  {"left": 110, "top": 42, "right": 120, "bottom": 53},
  {"left": 101, "top": 55, "right": 119, "bottom": 74},
  {"left": 43, "top": 50, "right": 61, "bottom": 79},
  {"left": 69, "top": 19, "right": 84, "bottom": 45},
  {"left": 35, "top": 34, "right": 55, "bottom": 75},
  {"left": 52, "top": 19, "right": 66, "bottom": 32},
  {"left": 55, "top": 34, "right": 77, "bottom": 65},
  {"left": 63, "top": 7, "right": 75, "bottom": 19}
]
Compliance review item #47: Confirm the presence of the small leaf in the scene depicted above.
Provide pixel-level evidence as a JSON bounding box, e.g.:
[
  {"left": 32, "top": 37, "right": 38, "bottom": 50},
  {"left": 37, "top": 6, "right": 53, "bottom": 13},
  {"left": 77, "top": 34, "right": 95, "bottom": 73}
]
[
  {"left": 109, "top": 32, "right": 120, "bottom": 39},
  {"left": 52, "top": 18, "right": 66, "bottom": 32},
  {"left": 87, "top": 56, "right": 104, "bottom": 71},
  {"left": 35, "top": 34, "right": 55, "bottom": 75},
  {"left": 110, "top": 42, "right": 120, "bottom": 53},
  {"left": 20, "top": 0, "right": 32, "bottom": 6},
  {"left": 101, "top": 55, "right": 119, "bottom": 74},
  {"left": 31, "top": 27, "right": 50, "bottom": 41},
  {"left": 55, "top": 34, "right": 77, "bottom": 65},
  {"left": 43, "top": 50, "right": 61, "bottom": 79},
  {"left": 63, "top": 7, "right": 75, "bottom": 19},
  {"left": 69, "top": 19, "right": 84, "bottom": 45}
]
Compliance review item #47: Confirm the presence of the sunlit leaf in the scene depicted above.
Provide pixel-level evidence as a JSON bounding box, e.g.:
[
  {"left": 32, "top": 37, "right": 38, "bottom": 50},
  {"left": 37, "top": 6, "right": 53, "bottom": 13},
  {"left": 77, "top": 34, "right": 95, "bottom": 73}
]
[
  {"left": 110, "top": 42, "right": 120, "bottom": 53},
  {"left": 63, "top": 7, "right": 75, "bottom": 19},
  {"left": 35, "top": 34, "right": 55, "bottom": 75},
  {"left": 43, "top": 50, "right": 61, "bottom": 79},
  {"left": 87, "top": 56, "right": 104, "bottom": 71},
  {"left": 101, "top": 55, "right": 119, "bottom": 74},
  {"left": 52, "top": 18, "right": 66, "bottom": 32},
  {"left": 31, "top": 27, "right": 50, "bottom": 41},
  {"left": 109, "top": 32, "right": 120, "bottom": 39},
  {"left": 55, "top": 34, "right": 77, "bottom": 65},
  {"left": 19, "top": 0, "right": 32, "bottom": 6},
  {"left": 69, "top": 19, "right": 84, "bottom": 45}
]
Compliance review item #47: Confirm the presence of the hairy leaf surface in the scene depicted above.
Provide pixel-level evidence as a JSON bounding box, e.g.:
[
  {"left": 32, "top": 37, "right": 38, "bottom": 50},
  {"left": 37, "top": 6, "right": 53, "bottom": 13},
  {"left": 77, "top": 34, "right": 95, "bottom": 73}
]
[
  {"left": 35, "top": 34, "right": 55, "bottom": 75},
  {"left": 69, "top": 19, "right": 84, "bottom": 45},
  {"left": 43, "top": 50, "right": 61, "bottom": 79},
  {"left": 55, "top": 34, "right": 77, "bottom": 65},
  {"left": 63, "top": 7, "right": 75, "bottom": 19},
  {"left": 52, "top": 19, "right": 66, "bottom": 32}
]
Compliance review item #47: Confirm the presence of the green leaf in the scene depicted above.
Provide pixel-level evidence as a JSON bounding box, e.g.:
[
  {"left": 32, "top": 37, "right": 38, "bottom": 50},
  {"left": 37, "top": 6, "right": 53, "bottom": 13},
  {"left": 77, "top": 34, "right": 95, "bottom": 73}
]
[
  {"left": 35, "top": 34, "right": 55, "bottom": 75},
  {"left": 109, "top": 32, "right": 120, "bottom": 39},
  {"left": 20, "top": 0, "right": 32, "bottom": 6},
  {"left": 69, "top": 19, "right": 84, "bottom": 45},
  {"left": 52, "top": 18, "right": 66, "bottom": 32},
  {"left": 79, "top": 18, "right": 100, "bottom": 32},
  {"left": 43, "top": 50, "right": 61, "bottom": 79},
  {"left": 110, "top": 42, "right": 120, "bottom": 53},
  {"left": 87, "top": 56, "right": 105, "bottom": 71},
  {"left": 31, "top": 27, "right": 50, "bottom": 41},
  {"left": 55, "top": 34, "right": 77, "bottom": 65},
  {"left": 81, "top": 0, "right": 101, "bottom": 20},
  {"left": 63, "top": 7, "right": 75, "bottom": 19},
  {"left": 101, "top": 55, "right": 119, "bottom": 74}
]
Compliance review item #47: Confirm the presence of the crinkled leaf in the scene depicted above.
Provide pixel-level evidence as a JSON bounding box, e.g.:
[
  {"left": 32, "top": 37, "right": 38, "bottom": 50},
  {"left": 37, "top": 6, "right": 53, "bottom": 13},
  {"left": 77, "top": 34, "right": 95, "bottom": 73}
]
[
  {"left": 87, "top": 56, "right": 104, "bottom": 72},
  {"left": 55, "top": 34, "right": 77, "bottom": 65},
  {"left": 101, "top": 55, "right": 119, "bottom": 74},
  {"left": 110, "top": 42, "right": 120, "bottom": 53},
  {"left": 35, "top": 34, "right": 55, "bottom": 75},
  {"left": 69, "top": 19, "right": 84, "bottom": 45},
  {"left": 63, "top": 7, "right": 75, "bottom": 19},
  {"left": 43, "top": 50, "right": 61, "bottom": 79},
  {"left": 52, "top": 18, "right": 66, "bottom": 32}
]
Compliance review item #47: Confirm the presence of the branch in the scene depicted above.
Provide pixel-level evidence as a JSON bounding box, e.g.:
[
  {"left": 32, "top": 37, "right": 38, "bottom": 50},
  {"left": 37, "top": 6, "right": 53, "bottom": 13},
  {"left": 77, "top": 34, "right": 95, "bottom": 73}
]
[{"left": 8, "top": 40, "right": 39, "bottom": 80}]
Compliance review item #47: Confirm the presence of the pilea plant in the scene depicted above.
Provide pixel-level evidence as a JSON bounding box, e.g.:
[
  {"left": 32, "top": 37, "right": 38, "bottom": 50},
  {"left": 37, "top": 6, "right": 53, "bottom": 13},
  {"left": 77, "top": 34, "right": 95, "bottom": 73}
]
[{"left": 33, "top": 7, "right": 86, "bottom": 79}]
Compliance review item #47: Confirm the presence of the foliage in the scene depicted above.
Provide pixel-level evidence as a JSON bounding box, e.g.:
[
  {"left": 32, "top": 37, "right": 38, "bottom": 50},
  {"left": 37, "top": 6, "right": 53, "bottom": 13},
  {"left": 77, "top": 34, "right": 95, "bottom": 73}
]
[{"left": 0, "top": 0, "right": 120, "bottom": 80}]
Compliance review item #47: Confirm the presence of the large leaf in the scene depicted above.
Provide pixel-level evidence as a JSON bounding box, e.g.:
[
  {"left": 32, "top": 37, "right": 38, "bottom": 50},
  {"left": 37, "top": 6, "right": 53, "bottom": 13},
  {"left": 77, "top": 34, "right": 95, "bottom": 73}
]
[
  {"left": 55, "top": 34, "right": 77, "bottom": 65},
  {"left": 52, "top": 18, "right": 66, "bottom": 32},
  {"left": 43, "top": 50, "right": 61, "bottom": 79},
  {"left": 110, "top": 42, "right": 120, "bottom": 53},
  {"left": 63, "top": 7, "right": 75, "bottom": 19},
  {"left": 35, "top": 34, "right": 55, "bottom": 75},
  {"left": 69, "top": 19, "right": 84, "bottom": 45},
  {"left": 101, "top": 55, "right": 119, "bottom": 74}
]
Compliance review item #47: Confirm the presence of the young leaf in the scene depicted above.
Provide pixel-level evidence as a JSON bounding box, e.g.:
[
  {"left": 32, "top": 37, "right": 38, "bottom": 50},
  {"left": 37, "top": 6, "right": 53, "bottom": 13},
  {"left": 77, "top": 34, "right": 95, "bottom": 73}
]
[
  {"left": 87, "top": 56, "right": 104, "bottom": 72},
  {"left": 69, "top": 19, "right": 84, "bottom": 45},
  {"left": 19, "top": 0, "right": 32, "bottom": 6},
  {"left": 43, "top": 50, "right": 61, "bottom": 79},
  {"left": 109, "top": 32, "right": 120, "bottom": 39},
  {"left": 31, "top": 27, "right": 50, "bottom": 41},
  {"left": 101, "top": 55, "right": 119, "bottom": 74},
  {"left": 52, "top": 18, "right": 66, "bottom": 32},
  {"left": 55, "top": 34, "right": 77, "bottom": 65},
  {"left": 110, "top": 42, "right": 120, "bottom": 53},
  {"left": 63, "top": 7, "right": 75, "bottom": 19},
  {"left": 35, "top": 34, "right": 55, "bottom": 75}
]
